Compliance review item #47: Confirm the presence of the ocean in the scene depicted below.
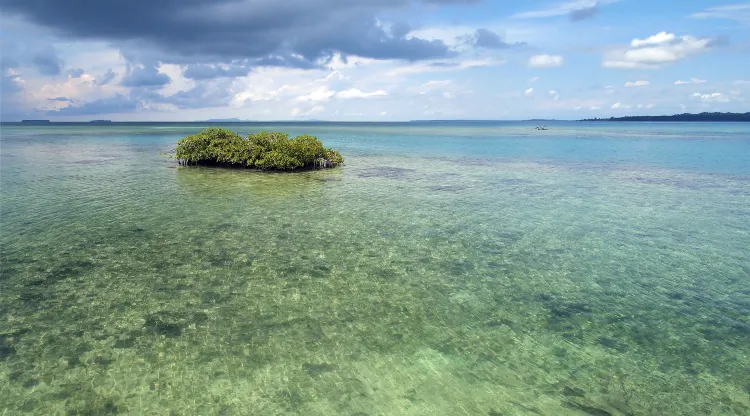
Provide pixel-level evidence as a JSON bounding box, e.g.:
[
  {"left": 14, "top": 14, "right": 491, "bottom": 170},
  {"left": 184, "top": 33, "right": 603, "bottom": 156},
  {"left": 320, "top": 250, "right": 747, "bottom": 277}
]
[{"left": 1, "top": 121, "right": 749, "bottom": 415}]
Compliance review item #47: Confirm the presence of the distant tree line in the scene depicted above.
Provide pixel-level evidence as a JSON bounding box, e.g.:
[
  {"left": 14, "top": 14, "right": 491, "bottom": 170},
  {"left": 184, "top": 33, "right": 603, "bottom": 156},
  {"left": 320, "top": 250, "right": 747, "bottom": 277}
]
[{"left": 580, "top": 112, "right": 750, "bottom": 122}]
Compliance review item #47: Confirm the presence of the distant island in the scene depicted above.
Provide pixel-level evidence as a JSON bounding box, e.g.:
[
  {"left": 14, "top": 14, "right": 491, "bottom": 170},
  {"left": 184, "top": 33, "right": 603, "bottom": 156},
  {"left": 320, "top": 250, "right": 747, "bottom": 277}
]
[
  {"left": 21, "top": 120, "right": 51, "bottom": 124},
  {"left": 89, "top": 120, "right": 112, "bottom": 124},
  {"left": 580, "top": 112, "right": 750, "bottom": 122},
  {"left": 175, "top": 127, "right": 343, "bottom": 171}
]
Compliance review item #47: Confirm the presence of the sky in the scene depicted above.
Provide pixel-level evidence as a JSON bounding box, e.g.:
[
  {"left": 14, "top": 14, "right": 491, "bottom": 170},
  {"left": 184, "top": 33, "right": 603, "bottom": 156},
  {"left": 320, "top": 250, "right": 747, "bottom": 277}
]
[{"left": 0, "top": 0, "right": 748, "bottom": 121}]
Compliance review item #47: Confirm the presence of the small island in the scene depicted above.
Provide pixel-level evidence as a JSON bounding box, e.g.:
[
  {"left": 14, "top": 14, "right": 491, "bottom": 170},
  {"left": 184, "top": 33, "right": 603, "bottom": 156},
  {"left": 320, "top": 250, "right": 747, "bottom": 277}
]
[
  {"left": 175, "top": 127, "right": 344, "bottom": 170},
  {"left": 580, "top": 112, "right": 750, "bottom": 122}
]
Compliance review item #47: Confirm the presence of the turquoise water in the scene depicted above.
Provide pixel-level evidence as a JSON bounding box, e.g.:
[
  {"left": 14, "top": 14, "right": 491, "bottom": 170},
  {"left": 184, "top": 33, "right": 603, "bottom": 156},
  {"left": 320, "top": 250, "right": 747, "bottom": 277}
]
[{"left": 1, "top": 122, "right": 749, "bottom": 415}]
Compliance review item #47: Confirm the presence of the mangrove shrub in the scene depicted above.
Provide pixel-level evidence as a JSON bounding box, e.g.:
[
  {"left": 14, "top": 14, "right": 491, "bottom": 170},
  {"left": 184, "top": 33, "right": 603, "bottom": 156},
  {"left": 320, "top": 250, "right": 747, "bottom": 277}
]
[{"left": 175, "top": 128, "right": 344, "bottom": 170}]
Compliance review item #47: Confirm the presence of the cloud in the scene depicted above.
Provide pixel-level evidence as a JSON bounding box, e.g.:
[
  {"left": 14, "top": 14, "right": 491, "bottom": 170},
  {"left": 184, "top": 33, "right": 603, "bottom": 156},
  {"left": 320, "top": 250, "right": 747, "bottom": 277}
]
[
  {"left": 96, "top": 69, "right": 117, "bottom": 86},
  {"left": 528, "top": 54, "right": 565, "bottom": 68},
  {"left": 183, "top": 63, "right": 251, "bottom": 80},
  {"left": 295, "top": 86, "right": 336, "bottom": 102},
  {"left": 1, "top": 57, "right": 19, "bottom": 70},
  {"left": 630, "top": 32, "right": 675, "bottom": 48},
  {"left": 514, "top": 0, "right": 618, "bottom": 19},
  {"left": 549, "top": 89, "right": 560, "bottom": 100},
  {"left": 0, "top": 0, "right": 458, "bottom": 70},
  {"left": 471, "top": 28, "right": 526, "bottom": 49},
  {"left": 690, "top": 4, "right": 750, "bottom": 23},
  {"left": 48, "top": 96, "right": 72, "bottom": 101},
  {"left": 624, "top": 80, "right": 650, "bottom": 87},
  {"left": 66, "top": 68, "right": 84, "bottom": 78},
  {"left": 422, "top": 0, "right": 482, "bottom": 4},
  {"left": 590, "top": 106, "right": 601, "bottom": 110},
  {"left": 611, "top": 102, "right": 631, "bottom": 109},
  {"left": 603, "top": 32, "right": 723, "bottom": 69},
  {"left": 386, "top": 58, "right": 503, "bottom": 76},
  {"left": 674, "top": 78, "right": 707, "bottom": 85},
  {"left": 692, "top": 92, "right": 730, "bottom": 103},
  {"left": 121, "top": 65, "right": 170, "bottom": 88},
  {"left": 147, "top": 82, "right": 235, "bottom": 109},
  {"left": 32, "top": 47, "right": 63, "bottom": 76},
  {"left": 47, "top": 94, "right": 139, "bottom": 116},
  {"left": 290, "top": 105, "right": 325, "bottom": 118},
  {"left": 569, "top": 3, "right": 599, "bottom": 21},
  {"left": 524, "top": 87, "right": 534, "bottom": 97},
  {"left": 528, "top": 76, "right": 539, "bottom": 83},
  {"left": 1, "top": 73, "right": 23, "bottom": 95},
  {"left": 336, "top": 88, "right": 388, "bottom": 99}
]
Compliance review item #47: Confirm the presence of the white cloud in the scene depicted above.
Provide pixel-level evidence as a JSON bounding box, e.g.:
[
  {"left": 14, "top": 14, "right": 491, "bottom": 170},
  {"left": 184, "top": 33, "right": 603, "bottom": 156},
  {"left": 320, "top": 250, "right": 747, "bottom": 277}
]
[
  {"left": 524, "top": 87, "right": 534, "bottom": 97},
  {"left": 611, "top": 102, "right": 632, "bottom": 109},
  {"left": 528, "top": 54, "right": 565, "bottom": 68},
  {"left": 630, "top": 32, "right": 675, "bottom": 48},
  {"left": 603, "top": 32, "right": 719, "bottom": 69},
  {"left": 590, "top": 106, "right": 601, "bottom": 110},
  {"left": 318, "top": 70, "right": 344, "bottom": 82},
  {"left": 675, "top": 78, "right": 707, "bottom": 85},
  {"left": 336, "top": 88, "right": 387, "bottom": 99},
  {"left": 690, "top": 4, "right": 750, "bottom": 23},
  {"left": 624, "top": 80, "right": 650, "bottom": 87},
  {"left": 421, "top": 80, "right": 451, "bottom": 89},
  {"left": 291, "top": 105, "right": 325, "bottom": 117},
  {"left": 514, "top": 0, "right": 620, "bottom": 18},
  {"left": 306, "top": 105, "right": 325, "bottom": 115},
  {"left": 528, "top": 77, "right": 539, "bottom": 83},
  {"left": 295, "top": 86, "right": 335, "bottom": 102},
  {"left": 549, "top": 89, "right": 560, "bottom": 100},
  {"left": 692, "top": 92, "right": 730, "bottom": 103}
]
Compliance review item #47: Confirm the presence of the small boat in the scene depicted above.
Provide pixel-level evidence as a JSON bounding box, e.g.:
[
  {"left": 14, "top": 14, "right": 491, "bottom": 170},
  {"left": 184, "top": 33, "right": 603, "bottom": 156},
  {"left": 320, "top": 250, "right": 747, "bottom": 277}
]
[{"left": 535, "top": 126, "right": 549, "bottom": 131}]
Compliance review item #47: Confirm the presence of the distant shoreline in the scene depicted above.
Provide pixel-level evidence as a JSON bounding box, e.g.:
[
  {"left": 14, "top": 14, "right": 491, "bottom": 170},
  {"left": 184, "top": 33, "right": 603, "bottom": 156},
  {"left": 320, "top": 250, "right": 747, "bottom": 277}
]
[{"left": 579, "top": 112, "right": 750, "bottom": 122}]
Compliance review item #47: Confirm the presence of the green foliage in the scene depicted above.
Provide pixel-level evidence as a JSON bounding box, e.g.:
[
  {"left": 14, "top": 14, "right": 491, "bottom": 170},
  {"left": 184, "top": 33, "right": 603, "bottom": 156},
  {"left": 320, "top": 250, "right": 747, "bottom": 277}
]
[{"left": 175, "top": 128, "right": 343, "bottom": 170}]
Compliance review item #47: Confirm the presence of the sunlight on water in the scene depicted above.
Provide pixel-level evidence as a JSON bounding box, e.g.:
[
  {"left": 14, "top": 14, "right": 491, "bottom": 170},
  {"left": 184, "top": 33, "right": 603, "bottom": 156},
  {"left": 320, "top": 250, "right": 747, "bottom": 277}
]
[{"left": 1, "top": 122, "right": 749, "bottom": 415}]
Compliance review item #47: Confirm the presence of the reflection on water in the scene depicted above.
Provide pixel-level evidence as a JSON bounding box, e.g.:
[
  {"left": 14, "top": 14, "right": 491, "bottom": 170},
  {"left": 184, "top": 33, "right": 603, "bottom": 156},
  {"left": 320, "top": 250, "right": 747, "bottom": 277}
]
[{"left": 1, "top": 123, "right": 749, "bottom": 415}]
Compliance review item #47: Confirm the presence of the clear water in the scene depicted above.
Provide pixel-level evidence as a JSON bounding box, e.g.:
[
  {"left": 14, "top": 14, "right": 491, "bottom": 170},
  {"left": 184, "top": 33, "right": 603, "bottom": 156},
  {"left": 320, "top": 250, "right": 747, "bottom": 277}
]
[{"left": 1, "top": 121, "right": 749, "bottom": 415}]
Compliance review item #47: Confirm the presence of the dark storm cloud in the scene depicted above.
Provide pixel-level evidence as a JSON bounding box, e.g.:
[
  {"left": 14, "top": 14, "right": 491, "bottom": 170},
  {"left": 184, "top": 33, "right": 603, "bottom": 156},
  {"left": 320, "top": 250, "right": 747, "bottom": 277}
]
[
  {"left": 569, "top": 3, "right": 599, "bottom": 21},
  {"left": 121, "top": 66, "right": 171, "bottom": 88},
  {"left": 47, "top": 94, "right": 139, "bottom": 116},
  {"left": 0, "top": 0, "right": 470, "bottom": 67},
  {"left": 31, "top": 47, "right": 62, "bottom": 75}
]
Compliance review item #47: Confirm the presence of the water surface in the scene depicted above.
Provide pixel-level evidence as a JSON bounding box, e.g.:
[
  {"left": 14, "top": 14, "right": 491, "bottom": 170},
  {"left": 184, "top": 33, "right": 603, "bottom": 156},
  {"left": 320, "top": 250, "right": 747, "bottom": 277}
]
[{"left": 1, "top": 122, "right": 749, "bottom": 415}]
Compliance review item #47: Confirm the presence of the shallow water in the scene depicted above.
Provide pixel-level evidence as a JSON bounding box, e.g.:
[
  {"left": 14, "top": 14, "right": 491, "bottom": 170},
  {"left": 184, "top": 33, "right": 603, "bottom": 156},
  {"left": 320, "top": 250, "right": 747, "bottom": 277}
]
[{"left": 1, "top": 122, "right": 749, "bottom": 415}]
